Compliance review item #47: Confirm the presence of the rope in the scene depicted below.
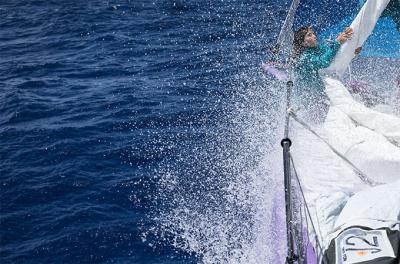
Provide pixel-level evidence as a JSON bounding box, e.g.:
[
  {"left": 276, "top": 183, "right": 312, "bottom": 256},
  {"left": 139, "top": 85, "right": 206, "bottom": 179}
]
[
  {"left": 274, "top": 0, "right": 301, "bottom": 60},
  {"left": 298, "top": 204, "right": 304, "bottom": 261},
  {"left": 288, "top": 108, "right": 379, "bottom": 186}
]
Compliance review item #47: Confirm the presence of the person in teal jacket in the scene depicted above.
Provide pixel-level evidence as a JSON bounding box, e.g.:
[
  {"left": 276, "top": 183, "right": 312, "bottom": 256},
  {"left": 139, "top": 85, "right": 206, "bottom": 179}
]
[{"left": 292, "top": 26, "right": 359, "bottom": 122}]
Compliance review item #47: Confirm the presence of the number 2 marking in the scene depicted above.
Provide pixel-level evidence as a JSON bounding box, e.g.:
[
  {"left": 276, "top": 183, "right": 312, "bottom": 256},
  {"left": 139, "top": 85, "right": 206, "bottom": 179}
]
[{"left": 344, "top": 235, "right": 381, "bottom": 254}]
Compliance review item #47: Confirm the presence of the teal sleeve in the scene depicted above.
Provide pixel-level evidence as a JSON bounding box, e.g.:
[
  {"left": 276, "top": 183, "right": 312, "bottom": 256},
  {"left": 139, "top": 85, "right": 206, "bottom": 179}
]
[{"left": 303, "top": 42, "right": 341, "bottom": 70}]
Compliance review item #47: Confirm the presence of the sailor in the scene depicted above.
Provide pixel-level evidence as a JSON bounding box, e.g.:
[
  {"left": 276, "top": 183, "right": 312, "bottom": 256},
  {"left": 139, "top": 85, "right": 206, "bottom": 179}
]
[{"left": 292, "top": 26, "right": 361, "bottom": 122}]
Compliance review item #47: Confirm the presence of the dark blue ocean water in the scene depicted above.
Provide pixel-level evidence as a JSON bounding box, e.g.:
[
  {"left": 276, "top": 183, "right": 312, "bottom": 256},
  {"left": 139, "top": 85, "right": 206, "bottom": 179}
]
[
  {"left": 0, "top": 1, "right": 288, "bottom": 263},
  {"left": 0, "top": 0, "right": 380, "bottom": 263}
]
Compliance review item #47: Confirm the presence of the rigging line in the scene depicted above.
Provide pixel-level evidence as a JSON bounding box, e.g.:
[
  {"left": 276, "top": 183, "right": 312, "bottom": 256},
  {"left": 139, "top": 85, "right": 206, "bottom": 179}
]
[
  {"left": 289, "top": 154, "right": 324, "bottom": 256},
  {"left": 303, "top": 202, "right": 317, "bottom": 264},
  {"left": 314, "top": 208, "right": 324, "bottom": 263},
  {"left": 298, "top": 203, "right": 306, "bottom": 263},
  {"left": 276, "top": 0, "right": 301, "bottom": 49},
  {"left": 292, "top": 186, "right": 304, "bottom": 264},
  {"left": 293, "top": 178, "right": 305, "bottom": 263},
  {"left": 303, "top": 202, "right": 311, "bottom": 247},
  {"left": 273, "top": 0, "right": 301, "bottom": 61},
  {"left": 288, "top": 109, "right": 379, "bottom": 186}
]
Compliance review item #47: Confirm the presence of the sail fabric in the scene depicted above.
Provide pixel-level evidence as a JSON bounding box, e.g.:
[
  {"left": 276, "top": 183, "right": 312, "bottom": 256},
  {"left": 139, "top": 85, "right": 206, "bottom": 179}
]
[
  {"left": 315, "top": 0, "right": 400, "bottom": 261},
  {"left": 321, "top": 0, "right": 400, "bottom": 147},
  {"left": 334, "top": 180, "right": 400, "bottom": 227},
  {"left": 360, "top": 0, "right": 400, "bottom": 30},
  {"left": 322, "top": 181, "right": 400, "bottom": 263},
  {"left": 289, "top": 0, "right": 400, "bottom": 261},
  {"left": 324, "top": 0, "right": 392, "bottom": 77},
  {"left": 324, "top": 106, "right": 400, "bottom": 184},
  {"left": 290, "top": 122, "right": 369, "bottom": 249},
  {"left": 321, "top": 0, "right": 400, "bottom": 178},
  {"left": 324, "top": 77, "right": 400, "bottom": 144}
]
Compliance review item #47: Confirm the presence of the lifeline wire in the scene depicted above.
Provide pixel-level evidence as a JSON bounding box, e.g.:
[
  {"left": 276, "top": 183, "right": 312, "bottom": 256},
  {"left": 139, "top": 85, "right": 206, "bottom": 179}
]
[{"left": 290, "top": 154, "right": 323, "bottom": 262}]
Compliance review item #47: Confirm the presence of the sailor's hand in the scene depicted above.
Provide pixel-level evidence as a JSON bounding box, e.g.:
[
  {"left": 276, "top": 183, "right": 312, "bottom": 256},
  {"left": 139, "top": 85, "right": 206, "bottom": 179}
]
[
  {"left": 336, "top": 27, "right": 354, "bottom": 44},
  {"left": 354, "top": 47, "right": 362, "bottom": 55}
]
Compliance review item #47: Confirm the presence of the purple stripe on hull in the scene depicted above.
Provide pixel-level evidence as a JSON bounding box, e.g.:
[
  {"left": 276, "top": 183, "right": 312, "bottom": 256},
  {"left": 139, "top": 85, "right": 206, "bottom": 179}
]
[
  {"left": 272, "top": 193, "right": 287, "bottom": 264},
  {"left": 306, "top": 242, "right": 317, "bottom": 264},
  {"left": 261, "top": 62, "right": 288, "bottom": 82},
  {"left": 272, "top": 193, "right": 318, "bottom": 264}
]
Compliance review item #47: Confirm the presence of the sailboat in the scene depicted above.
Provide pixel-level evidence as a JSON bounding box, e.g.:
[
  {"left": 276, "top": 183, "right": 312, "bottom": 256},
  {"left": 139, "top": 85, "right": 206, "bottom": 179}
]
[{"left": 269, "top": 0, "right": 400, "bottom": 263}]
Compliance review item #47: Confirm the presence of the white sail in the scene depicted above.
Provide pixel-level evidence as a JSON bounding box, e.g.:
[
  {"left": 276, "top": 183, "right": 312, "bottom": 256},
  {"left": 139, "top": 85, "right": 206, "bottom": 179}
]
[
  {"left": 324, "top": 0, "right": 392, "bottom": 77},
  {"left": 322, "top": 0, "right": 400, "bottom": 181},
  {"left": 290, "top": 0, "right": 400, "bottom": 261},
  {"left": 322, "top": 0, "right": 400, "bottom": 145}
]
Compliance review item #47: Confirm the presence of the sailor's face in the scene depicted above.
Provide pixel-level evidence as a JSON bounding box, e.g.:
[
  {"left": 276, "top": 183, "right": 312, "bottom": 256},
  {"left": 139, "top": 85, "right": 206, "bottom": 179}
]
[{"left": 303, "top": 30, "right": 317, "bottom": 48}]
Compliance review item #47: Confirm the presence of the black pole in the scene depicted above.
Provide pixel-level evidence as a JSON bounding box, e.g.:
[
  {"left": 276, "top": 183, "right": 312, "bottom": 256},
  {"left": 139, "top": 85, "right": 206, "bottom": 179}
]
[
  {"left": 281, "top": 138, "right": 297, "bottom": 264},
  {"left": 282, "top": 80, "right": 298, "bottom": 264}
]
